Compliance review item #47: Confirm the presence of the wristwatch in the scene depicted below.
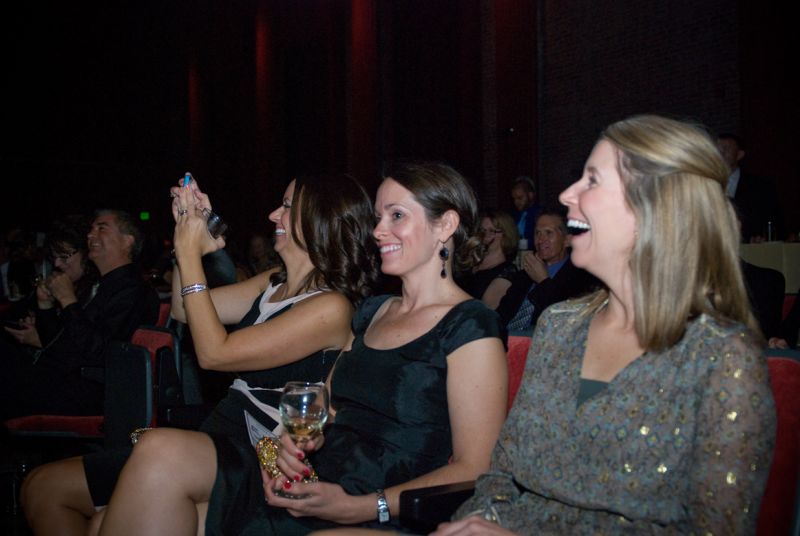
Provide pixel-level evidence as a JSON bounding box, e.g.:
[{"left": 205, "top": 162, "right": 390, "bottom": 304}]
[{"left": 376, "top": 489, "right": 390, "bottom": 523}]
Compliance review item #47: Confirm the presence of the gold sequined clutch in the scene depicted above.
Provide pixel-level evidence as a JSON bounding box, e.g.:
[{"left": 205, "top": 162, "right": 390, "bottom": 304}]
[{"left": 256, "top": 436, "right": 318, "bottom": 483}]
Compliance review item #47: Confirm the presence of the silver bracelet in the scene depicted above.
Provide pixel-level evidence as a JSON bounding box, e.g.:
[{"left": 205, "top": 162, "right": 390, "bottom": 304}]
[{"left": 180, "top": 283, "right": 208, "bottom": 297}]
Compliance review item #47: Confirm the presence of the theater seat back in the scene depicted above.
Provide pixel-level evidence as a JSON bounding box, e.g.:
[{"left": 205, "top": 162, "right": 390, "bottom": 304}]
[
  {"left": 758, "top": 350, "right": 800, "bottom": 535},
  {"left": 507, "top": 331, "right": 533, "bottom": 410}
]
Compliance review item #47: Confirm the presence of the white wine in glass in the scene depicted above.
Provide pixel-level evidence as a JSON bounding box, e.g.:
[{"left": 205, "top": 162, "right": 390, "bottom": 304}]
[{"left": 279, "top": 381, "right": 329, "bottom": 446}]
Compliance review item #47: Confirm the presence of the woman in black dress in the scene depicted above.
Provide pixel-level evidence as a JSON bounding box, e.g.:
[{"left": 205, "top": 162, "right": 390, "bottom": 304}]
[{"left": 97, "top": 161, "right": 509, "bottom": 535}]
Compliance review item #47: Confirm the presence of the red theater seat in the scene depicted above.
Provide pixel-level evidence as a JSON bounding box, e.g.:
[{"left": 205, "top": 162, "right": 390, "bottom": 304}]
[{"left": 757, "top": 349, "right": 800, "bottom": 536}]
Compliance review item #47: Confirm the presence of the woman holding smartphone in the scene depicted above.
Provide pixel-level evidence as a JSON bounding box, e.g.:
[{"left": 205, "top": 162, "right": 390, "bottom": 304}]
[{"left": 21, "top": 172, "right": 380, "bottom": 536}]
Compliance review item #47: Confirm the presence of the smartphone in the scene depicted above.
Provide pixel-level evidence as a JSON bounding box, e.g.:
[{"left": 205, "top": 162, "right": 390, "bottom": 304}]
[{"left": 206, "top": 210, "right": 228, "bottom": 239}]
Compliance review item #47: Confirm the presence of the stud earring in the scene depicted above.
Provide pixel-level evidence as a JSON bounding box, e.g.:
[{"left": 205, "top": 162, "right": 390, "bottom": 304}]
[{"left": 439, "top": 246, "right": 450, "bottom": 279}]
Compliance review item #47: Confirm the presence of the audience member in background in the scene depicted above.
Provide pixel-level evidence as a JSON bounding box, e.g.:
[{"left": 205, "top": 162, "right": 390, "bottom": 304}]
[
  {"left": 434, "top": 115, "right": 774, "bottom": 535},
  {"left": 3, "top": 216, "right": 99, "bottom": 351},
  {"left": 717, "top": 133, "right": 780, "bottom": 242},
  {"left": 776, "top": 288, "right": 799, "bottom": 349},
  {"left": 741, "top": 259, "right": 785, "bottom": 342},
  {"left": 21, "top": 173, "right": 380, "bottom": 536},
  {"left": 510, "top": 176, "right": 541, "bottom": 247},
  {"left": 729, "top": 202, "right": 788, "bottom": 348},
  {"left": 456, "top": 210, "right": 518, "bottom": 309},
  {"left": 247, "top": 231, "right": 282, "bottom": 275},
  {"left": 497, "top": 209, "right": 599, "bottom": 330},
  {"left": 0, "top": 209, "right": 160, "bottom": 420},
  {"left": 94, "top": 160, "right": 507, "bottom": 535}
]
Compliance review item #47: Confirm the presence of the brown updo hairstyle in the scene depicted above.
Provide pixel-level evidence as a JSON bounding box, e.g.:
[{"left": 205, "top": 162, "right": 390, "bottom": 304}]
[
  {"left": 382, "top": 160, "right": 483, "bottom": 272},
  {"left": 270, "top": 173, "right": 380, "bottom": 307}
]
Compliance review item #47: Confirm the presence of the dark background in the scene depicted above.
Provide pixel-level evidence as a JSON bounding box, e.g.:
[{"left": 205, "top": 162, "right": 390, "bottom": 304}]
[{"left": 2, "top": 0, "right": 796, "bottom": 248}]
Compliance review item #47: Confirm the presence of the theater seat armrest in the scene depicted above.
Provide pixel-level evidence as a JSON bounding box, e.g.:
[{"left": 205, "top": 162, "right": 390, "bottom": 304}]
[{"left": 399, "top": 480, "right": 476, "bottom": 534}]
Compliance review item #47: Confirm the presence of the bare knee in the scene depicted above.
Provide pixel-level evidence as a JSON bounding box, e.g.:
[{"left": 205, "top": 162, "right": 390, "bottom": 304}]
[
  {"left": 20, "top": 463, "right": 47, "bottom": 512},
  {"left": 129, "top": 428, "right": 201, "bottom": 465},
  {"left": 121, "top": 428, "right": 217, "bottom": 497},
  {"left": 20, "top": 456, "right": 94, "bottom": 526}
]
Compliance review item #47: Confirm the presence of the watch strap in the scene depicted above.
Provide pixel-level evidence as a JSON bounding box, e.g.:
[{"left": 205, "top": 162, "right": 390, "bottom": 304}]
[{"left": 376, "top": 488, "right": 390, "bottom": 523}]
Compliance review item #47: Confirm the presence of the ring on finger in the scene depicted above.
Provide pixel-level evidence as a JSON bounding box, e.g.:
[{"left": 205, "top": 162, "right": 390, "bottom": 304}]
[{"left": 178, "top": 208, "right": 188, "bottom": 216}]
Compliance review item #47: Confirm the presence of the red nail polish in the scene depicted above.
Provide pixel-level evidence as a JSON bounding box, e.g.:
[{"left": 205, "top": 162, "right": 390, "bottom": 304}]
[
  {"left": 303, "top": 468, "right": 311, "bottom": 477},
  {"left": 283, "top": 481, "right": 292, "bottom": 490},
  {"left": 293, "top": 474, "right": 301, "bottom": 482},
  {"left": 296, "top": 452, "right": 305, "bottom": 460}
]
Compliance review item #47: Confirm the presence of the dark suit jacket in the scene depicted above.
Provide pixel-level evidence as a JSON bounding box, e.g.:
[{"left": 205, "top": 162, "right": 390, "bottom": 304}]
[
  {"left": 780, "top": 288, "right": 799, "bottom": 348},
  {"left": 733, "top": 172, "right": 780, "bottom": 242},
  {"left": 741, "top": 260, "right": 785, "bottom": 339},
  {"left": 496, "top": 256, "right": 600, "bottom": 328}
]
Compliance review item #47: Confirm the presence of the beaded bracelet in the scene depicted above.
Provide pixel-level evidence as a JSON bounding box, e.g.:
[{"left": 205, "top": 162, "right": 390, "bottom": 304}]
[{"left": 180, "top": 283, "right": 208, "bottom": 297}]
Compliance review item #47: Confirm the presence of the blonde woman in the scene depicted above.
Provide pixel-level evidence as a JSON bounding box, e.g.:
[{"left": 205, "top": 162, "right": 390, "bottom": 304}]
[
  {"left": 456, "top": 210, "right": 519, "bottom": 309},
  {"left": 435, "top": 115, "right": 776, "bottom": 535}
]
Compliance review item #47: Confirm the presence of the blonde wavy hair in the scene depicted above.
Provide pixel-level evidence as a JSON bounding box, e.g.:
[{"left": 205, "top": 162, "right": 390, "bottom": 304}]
[{"left": 581, "top": 115, "right": 760, "bottom": 350}]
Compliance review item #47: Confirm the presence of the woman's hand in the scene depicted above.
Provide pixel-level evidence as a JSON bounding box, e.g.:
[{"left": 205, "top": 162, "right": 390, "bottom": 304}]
[
  {"left": 35, "top": 280, "right": 56, "bottom": 309},
  {"left": 431, "top": 516, "right": 518, "bottom": 535},
  {"left": 768, "top": 337, "right": 789, "bottom": 349},
  {"left": 169, "top": 174, "right": 212, "bottom": 222},
  {"left": 5, "top": 315, "right": 42, "bottom": 348},
  {"left": 171, "top": 176, "right": 225, "bottom": 260},
  {"left": 45, "top": 271, "right": 78, "bottom": 308},
  {"left": 521, "top": 251, "right": 548, "bottom": 283},
  {"left": 263, "top": 479, "right": 369, "bottom": 525},
  {"left": 274, "top": 432, "right": 325, "bottom": 484},
  {"left": 259, "top": 432, "right": 326, "bottom": 508}
]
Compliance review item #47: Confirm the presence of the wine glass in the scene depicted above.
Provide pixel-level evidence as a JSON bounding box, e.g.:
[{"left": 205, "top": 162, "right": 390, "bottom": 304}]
[
  {"left": 277, "top": 382, "right": 328, "bottom": 498},
  {"left": 279, "top": 381, "right": 329, "bottom": 446}
]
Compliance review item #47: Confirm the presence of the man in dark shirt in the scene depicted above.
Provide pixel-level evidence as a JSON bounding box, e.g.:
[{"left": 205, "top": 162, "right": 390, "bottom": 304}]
[
  {"left": 717, "top": 133, "right": 780, "bottom": 242},
  {"left": 498, "top": 210, "right": 599, "bottom": 330},
  {"left": 1, "top": 210, "right": 159, "bottom": 420}
]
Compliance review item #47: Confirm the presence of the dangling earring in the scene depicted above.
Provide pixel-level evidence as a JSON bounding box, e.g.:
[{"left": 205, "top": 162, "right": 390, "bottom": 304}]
[{"left": 439, "top": 246, "right": 449, "bottom": 279}]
